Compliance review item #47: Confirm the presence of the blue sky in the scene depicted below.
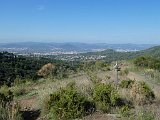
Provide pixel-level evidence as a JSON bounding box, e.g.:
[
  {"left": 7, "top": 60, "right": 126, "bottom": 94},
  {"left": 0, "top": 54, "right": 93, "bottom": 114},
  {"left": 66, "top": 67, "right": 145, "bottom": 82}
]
[{"left": 0, "top": 0, "right": 160, "bottom": 44}]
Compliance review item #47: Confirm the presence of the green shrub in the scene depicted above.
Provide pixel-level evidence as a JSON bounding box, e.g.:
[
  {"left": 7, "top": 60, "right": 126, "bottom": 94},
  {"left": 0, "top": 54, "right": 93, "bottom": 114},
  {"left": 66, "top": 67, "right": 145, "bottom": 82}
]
[
  {"left": 45, "top": 85, "right": 95, "bottom": 119},
  {"left": 133, "top": 56, "right": 149, "bottom": 68},
  {"left": 139, "top": 82, "right": 155, "bottom": 100},
  {"left": 93, "top": 84, "right": 120, "bottom": 112},
  {"left": 130, "top": 81, "right": 155, "bottom": 105},
  {"left": 105, "top": 75, "right": 111, "bottom": 80},
  {"left": 0, "top": 85, "right": 13, "bottom": 104},
  {"left": 0, "top": 102, "right": 23, "bottom": 120},
  {"left": 12, "top": 86, "right": 26, "bottom": 97},
  {"left": 0, "top": 86, "right": 22, "bottom": 120},
  {"left": 120, "top": 68, "right": 129, "bottom": 76},
  {"left": 95, "top": 60, "right": 110, "bottom": 71},
  {"left": 120, "top": 79, "right": 134, "bottom": 88},
  {"left": 87, "top": 72, "right": 101, "bottom": 84},
  {"left": 119, "top": 105, "right": 131, "bottom": 117}
]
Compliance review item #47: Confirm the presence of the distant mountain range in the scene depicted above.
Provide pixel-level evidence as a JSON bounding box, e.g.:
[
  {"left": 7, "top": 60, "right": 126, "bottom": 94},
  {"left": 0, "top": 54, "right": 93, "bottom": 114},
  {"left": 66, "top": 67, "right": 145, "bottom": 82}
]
[
  {"left": 0, "top": 42, "right": 160, "bottom": 62},
  {"left": 0, "top": 42, "right": 157, "bottom": 54}
]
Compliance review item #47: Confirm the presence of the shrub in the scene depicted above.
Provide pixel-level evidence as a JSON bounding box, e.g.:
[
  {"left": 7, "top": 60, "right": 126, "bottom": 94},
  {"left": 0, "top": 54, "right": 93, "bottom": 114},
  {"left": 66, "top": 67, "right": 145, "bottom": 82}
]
[
  {"left": 120, "top": 68, "right": 129, "bottom": 76},
  {"left": 0, "top": 86, "right": 22, "bottom": 120},
  {"left": 95, "top": 60, "right": 110, "bottom": 71},
  {"left": 0, "top": 85, "right": 13, "bottom": 104},
  {"left": 119, "top": 79, "right": 134, "bottom": 88},
  {"left": 139, "top": 82, "right": 155, "bottom": 99},
  {"left": 12, "top": 86, "right": 26, "bottom": 97},
  {"left": 133, "top": 56, "right": 149, "bottom": 68},
  {"left": 93, "top": 84, "right": 120, "bottom": 112},
  {"left": 45, "top": 85, "right": 95, "bottom": 119},
  {"left": 87, "top": 72, "right": 101, "bottom": 84},
  {"left": 130, "top": 81, "right": 155, "bottom": 105},
  {"left": 0, "top": 102, "right": 22, "bottom": 120},
  {"left": 119, "top": 104, "right": 131, "bottom": 117},
  {"left": 105, "top": 75, "right": 111, "bottom": 80}
]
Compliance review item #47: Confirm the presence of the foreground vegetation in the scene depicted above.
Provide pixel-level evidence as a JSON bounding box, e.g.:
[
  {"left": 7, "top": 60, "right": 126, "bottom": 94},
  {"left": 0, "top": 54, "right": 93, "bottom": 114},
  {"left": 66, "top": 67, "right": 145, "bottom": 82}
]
[{"left": 1, "top": 51, "right": 160, "bottom": 120}]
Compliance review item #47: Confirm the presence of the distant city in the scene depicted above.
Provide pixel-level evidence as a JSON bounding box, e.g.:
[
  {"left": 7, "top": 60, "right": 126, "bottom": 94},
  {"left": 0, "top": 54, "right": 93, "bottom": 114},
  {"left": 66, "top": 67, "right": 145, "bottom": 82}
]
[{"left": 0, "top": 42, "right": 157, "bottom": 61}]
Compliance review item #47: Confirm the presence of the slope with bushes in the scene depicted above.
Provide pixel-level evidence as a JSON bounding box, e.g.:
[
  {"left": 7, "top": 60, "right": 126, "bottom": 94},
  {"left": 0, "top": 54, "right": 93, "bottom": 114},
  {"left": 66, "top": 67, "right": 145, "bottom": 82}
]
[
  {"left": 1, "top": 49, "right": 160, "bottom": 119},
  {"left": 0, "top": 52, "right": 79, "bottom": 86}
]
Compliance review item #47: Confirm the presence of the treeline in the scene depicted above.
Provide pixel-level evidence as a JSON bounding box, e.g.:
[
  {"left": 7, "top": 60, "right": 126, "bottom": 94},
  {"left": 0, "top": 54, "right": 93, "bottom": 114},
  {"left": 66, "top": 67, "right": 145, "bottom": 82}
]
[
  {"left": 134, "top": 56, "right": 160, "bottom": 70},
  {"left": 81, "top": 49, "right": 138, "bottom": 62},
  {"left": 0, "top": 51, "right": 111, "bottom": 86},
  {"left": 3, "top": 50, "right": 160, "bottom": 87},
  {"left": 0, "top": 52, "right": 79, "bottom": 86}
]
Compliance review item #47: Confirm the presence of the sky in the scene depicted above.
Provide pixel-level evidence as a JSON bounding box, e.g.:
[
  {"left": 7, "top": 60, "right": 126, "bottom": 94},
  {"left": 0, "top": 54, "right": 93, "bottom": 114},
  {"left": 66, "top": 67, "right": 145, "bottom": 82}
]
[{"left": 0, "top": 0, "right": 160, "bottom": 44}]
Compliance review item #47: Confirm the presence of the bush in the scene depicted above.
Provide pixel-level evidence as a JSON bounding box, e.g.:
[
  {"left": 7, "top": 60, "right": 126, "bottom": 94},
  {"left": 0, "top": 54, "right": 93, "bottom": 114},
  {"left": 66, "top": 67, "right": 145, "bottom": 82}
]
[
  {"left": 120, "top": 68, "right": 129, "bottom": 76},
  {"left": 0, "top": 86, "right": 22, "bottom": 120},
  {"left": 130, "top": 81, "right": 155, "bottom": 105},
  {"left": 133, "top": 56, "right": 149, "bottom": 68},
  {"left": 105, "top": 75, "right": 111, "bottom": 80},
  {"left": 119, "top": 79, "right": 134, "bottom": 88},
  {"left": 45, "top": 85, "right": 95, "bottom": 119},
  {"left": 0, "top": 85, "right": 13, "bottom": 104},
  {"left": 0, "top": 102, "right": 22, "bottom": 120},
  {"left": 87, "top": 71, "right": 102, "bottom": 84},
  {"left": 93, "top": 84, "right": 120, "bottom": 112},
  {"left": 119, "top": 105, "right": 131, "bottom": 117},
  {"left": 95, "top": 60, "right": 110, "bottom": 71},
  {"left": 12, "top": 86, "right": 26, "bottom": 97}
]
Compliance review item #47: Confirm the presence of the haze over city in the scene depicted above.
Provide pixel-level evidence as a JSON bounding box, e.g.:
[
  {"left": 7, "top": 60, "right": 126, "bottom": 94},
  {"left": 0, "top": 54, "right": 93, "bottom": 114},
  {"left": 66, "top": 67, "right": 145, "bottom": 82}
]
[{"left": 0, "top": 0, "right": 160, "bottom": 44}]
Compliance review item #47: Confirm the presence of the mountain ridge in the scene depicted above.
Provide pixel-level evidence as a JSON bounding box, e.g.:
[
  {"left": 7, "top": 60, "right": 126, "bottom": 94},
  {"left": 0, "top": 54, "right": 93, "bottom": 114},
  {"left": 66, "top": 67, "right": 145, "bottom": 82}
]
[{"left": 0, "top": 42, "right": 157, "bottom": 54}]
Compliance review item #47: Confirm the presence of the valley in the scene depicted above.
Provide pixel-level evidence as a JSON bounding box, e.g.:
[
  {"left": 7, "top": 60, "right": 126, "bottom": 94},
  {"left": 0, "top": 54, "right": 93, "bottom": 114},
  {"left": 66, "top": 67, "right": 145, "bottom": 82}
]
[{"left": 1, "top": 46, "right": 160, "bottom": 120}]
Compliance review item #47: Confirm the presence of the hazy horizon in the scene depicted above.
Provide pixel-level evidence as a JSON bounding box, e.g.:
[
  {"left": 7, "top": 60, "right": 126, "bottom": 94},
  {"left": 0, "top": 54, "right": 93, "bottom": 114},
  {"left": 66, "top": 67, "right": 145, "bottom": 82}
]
[
  {"left": 0, "top": 41, "right": 159, "bottom": 45},
  {"left": 0, "top": 40, "right": 160, "bottom": 44},
  {"left": 0, "top": 0, "right": 160, "bottom": 44}
]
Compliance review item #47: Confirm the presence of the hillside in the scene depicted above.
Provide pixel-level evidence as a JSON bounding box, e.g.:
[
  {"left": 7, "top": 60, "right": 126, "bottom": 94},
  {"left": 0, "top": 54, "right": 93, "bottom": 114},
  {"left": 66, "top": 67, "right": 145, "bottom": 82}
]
[
  {"left": 81, "top": 45, "right": 160, "bottom": 62},
  {"left": 139, "top": 45, "right": 160, "bottom": 58},
  {"left": 1, "top": 58, "right": 159, "bottom": 120},
  {"left": 0, "top": 52, "right": 79, "bottom": 86},
  {"left": 1, "top": 48, "right": 160, "bottom": 120},
  {"left": 1, "top": 45, "right": 160, "bottom": 86}
]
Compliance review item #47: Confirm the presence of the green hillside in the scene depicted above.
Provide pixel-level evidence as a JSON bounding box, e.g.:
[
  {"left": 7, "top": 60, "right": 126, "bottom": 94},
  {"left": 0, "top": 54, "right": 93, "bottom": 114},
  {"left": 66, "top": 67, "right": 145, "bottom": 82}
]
[
  {"left": 139, "top": 45, "right": 160, "bottom": 58},
  {"left": 1, "top": 47, "right": 160, "bottom": 120},
  {"left": 0, "top": 52, "right": 79, "bottom": 86},
  {"left": 82, "top": 45, "right": 160, "bottom": 62}
]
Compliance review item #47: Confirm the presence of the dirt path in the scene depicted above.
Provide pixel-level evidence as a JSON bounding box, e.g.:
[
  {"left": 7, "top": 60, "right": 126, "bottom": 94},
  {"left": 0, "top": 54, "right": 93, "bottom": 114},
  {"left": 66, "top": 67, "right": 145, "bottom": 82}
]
[
  {"left": 20, "top": 97, "right": 38, "bottom": 110},
  {"left": 19, "top": 97, "right": 40, "bottom": 120},
  {"left": 127, "top": 72, "right": 145, "bottom": 82},
  {"left": 84, "top": 112, "right": 119, "bottom": 120}
]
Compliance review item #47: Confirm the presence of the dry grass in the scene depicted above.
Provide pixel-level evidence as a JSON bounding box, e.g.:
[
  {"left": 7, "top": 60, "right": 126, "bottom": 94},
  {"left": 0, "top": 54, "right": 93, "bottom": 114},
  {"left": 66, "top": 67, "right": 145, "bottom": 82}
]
[
  {"left": 8, "top": 61, "right": 160, "bottom": 120},
  {"left": 0, "top": 101, "right": 22, "bottom": 120}
]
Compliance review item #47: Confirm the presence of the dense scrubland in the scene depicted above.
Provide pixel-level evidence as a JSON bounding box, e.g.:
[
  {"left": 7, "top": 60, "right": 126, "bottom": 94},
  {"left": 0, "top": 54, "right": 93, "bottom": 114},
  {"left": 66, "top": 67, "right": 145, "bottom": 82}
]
[{"left": 1, "top": 47, "right": 160, "bottom": 120}]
